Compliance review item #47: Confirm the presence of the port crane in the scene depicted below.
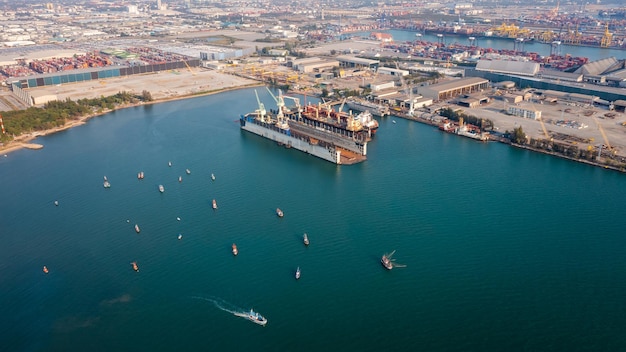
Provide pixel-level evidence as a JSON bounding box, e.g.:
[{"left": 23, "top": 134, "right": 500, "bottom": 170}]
[{"left": 254, "top": 89, "right": 267, "bottom": 123}]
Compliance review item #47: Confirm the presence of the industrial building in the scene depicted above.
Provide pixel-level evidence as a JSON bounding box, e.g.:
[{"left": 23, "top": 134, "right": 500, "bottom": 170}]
[
  {"left": 336, "top": 55, "right": 379, "bottom": 70},
  {"left": 507, "top": 106, "right": 542, "bottom": 120},
  {"left": 377, "top": 67, "right": 409, "bottom": 77},
  {"left": 475, "top": 59, "right": 540, "bottom": 77},
  {"left": 418, "top": 77, "right": 489, "bottom": 101}
]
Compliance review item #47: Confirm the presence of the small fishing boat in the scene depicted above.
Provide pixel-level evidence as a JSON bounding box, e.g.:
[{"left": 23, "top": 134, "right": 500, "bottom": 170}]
[
  {"left": 186, "top": 169, "right": 191, "bottom": 175},
  {"left": 276, "top": 208, "right": 284, "bottom": 217},
  {"left": 131, "top": 262, "right": 139, "bottom": 272},
  {"left": 177, "top": 217, "right": 181, "bottom": 221},
  {"left": 232, "top": 243, "right": 238, "bottom": 256},
  {"left": 54, "top": 200, "right": 59, "bottom": 206},
  {"left": 303, "top": 233, "right": 309, "bottom": 246},
  {"left": 295, "top": 267, "right": 301, "bottom": 280},
  {"left": 135, "top": 224, "right": 140, "bottom": 233},
  {"left": 211, "top": 173, "right": 215, "bottom": 181},
  {"left": 43, "top": 266, "right": 49, "bottom": 274},
  {"left": 168, "top": 161, "right": 172, "bottom": 167},
  {"left": 178, "top": 234, "right": 183, "bottom": 240},
  {"left": 381, "top": 250, "right": 406, "bottom": 270},
  {"left": 233, "top": 309, "right": 267, "bottom": 326},
  {"left": 212, "top": 199, "right": 217, "bottom": 209},
  {"left": 392, "top": 120, "right": 396, "bottom": 124},
  {"left": 137, "top": 171, "right": 144, "bottom": 180},
  {"left": 178, "top": 176, "right": 182, "bottom": 182},
  {"left": 103, "top": 176, "right": 111, "bottom": 188},
  {"left": 381, "top": 254, "right": 393, "bottom": 270},
  {"left": 158, "top": 184, "right": 165, "bottom": 193}
]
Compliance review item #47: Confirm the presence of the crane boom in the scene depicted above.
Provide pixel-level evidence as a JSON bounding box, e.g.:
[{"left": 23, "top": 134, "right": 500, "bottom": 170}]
[{"left": 594, "top": 117, "right": 611, "bottom": 150}]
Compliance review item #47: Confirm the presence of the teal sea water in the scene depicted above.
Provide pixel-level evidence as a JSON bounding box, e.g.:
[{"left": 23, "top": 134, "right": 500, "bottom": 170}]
[{"left": 2, "top": 88, "right": 626, "bottom": 351}]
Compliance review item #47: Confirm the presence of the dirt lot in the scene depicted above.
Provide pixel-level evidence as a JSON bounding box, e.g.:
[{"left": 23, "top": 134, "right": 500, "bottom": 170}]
[
  {"left": 26, "top": 68, "right": 259, "bottom": 103},
  {"left": 466, "top": 99, "right": 626, "bottom": 156}
]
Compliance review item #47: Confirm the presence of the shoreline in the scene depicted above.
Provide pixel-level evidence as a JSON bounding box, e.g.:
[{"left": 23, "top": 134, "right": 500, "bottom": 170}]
[{"left": 0, "top": 81, "right": 264, "bottom": 157}]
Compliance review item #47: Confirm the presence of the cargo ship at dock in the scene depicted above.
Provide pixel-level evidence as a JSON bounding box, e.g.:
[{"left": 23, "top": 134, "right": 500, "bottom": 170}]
[
  {"left": 240, "top": 89, "right": 372, "bottom": 165},
  {"left": 345, "top": 97, "right": 390, "bottom": 118}
]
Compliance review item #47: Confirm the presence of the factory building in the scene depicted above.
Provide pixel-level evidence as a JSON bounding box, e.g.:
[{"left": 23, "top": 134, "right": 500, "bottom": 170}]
[
  {"left": 475, "top": 59, "right": 540, "bottom": 77},
  {"left": 336, "top": 55, "right": 379, "bottom": 70},
  {"left": 507, "top": 106, "right": 542, "bottom": 120},
  {"left": 418, "top": 77, "right": 489, "bottom": 101}
]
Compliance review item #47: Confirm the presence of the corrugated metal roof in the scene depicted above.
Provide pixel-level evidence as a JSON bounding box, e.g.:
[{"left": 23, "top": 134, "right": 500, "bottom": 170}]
[
  {"left": 574, "top": 57, "right": 618, "bottom": 75},
  {"left": 475, "top": 59, "right": 539, "bottom": 76},
  {"left": 422, "top": 77, "right": 488, "bottom": 92},
  {"left": 336, "top": 55, "right": 379, "bottom": 66}
]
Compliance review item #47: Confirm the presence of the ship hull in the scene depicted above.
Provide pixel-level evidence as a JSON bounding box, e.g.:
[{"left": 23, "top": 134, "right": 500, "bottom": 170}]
[
  {"left": 346, "top": 100, "right": 389, "bottom": 118},
  {"left": 240, "top": 117, "right": 344, "bottom": 164}
]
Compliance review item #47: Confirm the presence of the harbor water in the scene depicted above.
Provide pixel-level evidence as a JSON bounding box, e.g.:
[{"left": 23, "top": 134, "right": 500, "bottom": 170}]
[
  {"left": 349, "top": 29, "right": 626, "bottom": 62},
  {"left": 2, "top": 88, "right": 626, "bottom": 351}
]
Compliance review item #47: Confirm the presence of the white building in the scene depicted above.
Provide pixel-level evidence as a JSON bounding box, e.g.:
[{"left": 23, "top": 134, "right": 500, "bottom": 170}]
[{"left": 507, "top": 106, "right": 541, "bottom": 120}]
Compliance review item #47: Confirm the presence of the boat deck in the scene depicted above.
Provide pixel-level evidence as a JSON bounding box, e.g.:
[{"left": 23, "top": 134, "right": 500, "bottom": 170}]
[{"left": 339, "top": 148, "right": 367, "bottom": 165}]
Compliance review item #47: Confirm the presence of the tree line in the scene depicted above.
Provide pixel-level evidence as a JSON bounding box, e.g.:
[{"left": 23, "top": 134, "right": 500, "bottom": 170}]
[{"left": 0, "top": 91, "right": 152, "bottom": 143}]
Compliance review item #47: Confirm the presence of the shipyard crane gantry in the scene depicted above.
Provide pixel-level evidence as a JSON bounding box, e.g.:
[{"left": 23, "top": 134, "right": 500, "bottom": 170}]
[{"left": 600, "top": 22, "right": 613, "bottom": 48}]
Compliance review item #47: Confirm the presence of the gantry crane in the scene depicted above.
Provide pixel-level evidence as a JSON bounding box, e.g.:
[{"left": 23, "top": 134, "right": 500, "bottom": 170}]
[{"left": 600, "top": 22, "right": 613, "bottom": 48}]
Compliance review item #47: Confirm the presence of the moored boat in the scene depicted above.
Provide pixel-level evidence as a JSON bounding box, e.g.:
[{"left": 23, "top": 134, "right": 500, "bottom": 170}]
[
  {"left": 295, "top": 266, "right": 301, "bottom": 280},
  {"left": 159, "top": 184, "right": 165, "bottom": 193},
  {"left": 212, "top": 199, "right": 217, "bottom": 209},
  {"left": 303, "top": 233, "right": 309, "bottom": 246},
  {"left": 135, "top": 224, "right": 140, "bottom": 233},
  {"left": 276, "top": 208, "right": 283, "bottom": 217},
  {"left": 131, "top": 261, "right": 139, "bottom": 272},
  {"left": 234, "top": 309, "right": 267, "bottom": 326},
  {"left": 232, "top": 243, "right": 238, "bottom": 256}
]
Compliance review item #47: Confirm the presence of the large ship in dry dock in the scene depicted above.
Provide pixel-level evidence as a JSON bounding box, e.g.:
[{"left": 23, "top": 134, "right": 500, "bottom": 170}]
[{"left": 240, "top": 89, "right": 373, "bottom": 165}]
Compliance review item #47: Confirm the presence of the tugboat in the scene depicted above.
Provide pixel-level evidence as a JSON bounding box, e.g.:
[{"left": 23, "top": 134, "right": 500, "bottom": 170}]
[
  {"left": 131, "top": 262, "right": 139, "bottom": 272},
  {"left": 135, "top": 224, "right": 141, "bottom": 233},
  {"left": 158, "top": 184, "right": 165, "bottom": 193},
  {"left": 303, "top": 233, "right": 309, "bottom": 246},
  {"left": 295, "top": 266, "right": 301, "bottom": 280},
  {"left": 232, "top": 243, "right": 238, "bottom": 256},
  {"left": 234, "top": 309, "right": 267, "bottom": 326},
  {"left": 212, "top": 199, "right": 217, "bottom": 209},
  {"left": 276, "top": 208, "right": 284, "bottom": 218}
]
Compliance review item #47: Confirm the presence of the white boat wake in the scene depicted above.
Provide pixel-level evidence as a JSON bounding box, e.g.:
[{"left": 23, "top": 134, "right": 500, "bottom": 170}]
[{"left": 191, "top": 296, "right": 244, "bottom": 316}]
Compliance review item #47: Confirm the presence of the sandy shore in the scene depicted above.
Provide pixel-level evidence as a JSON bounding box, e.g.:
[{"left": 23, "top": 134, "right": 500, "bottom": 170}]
[{"left": 0, "top": 69, "right": 262, "bottom": 156}]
